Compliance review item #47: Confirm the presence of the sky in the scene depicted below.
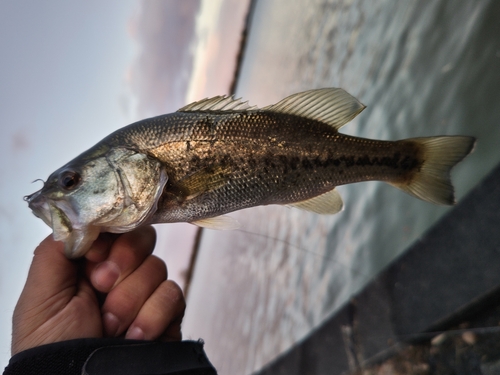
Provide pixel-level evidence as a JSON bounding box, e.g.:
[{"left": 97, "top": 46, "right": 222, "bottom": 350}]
[{"left": 0, "top": 0, "right": 249, "bottom": 368}]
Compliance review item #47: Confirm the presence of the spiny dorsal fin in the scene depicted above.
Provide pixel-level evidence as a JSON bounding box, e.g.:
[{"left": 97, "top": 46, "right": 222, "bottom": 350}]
[
  {"left": 178, "top": 96, "right": 256, "bottom": 112},
  {"left": 191, "top": 215, "right": 240, "bottom": 230},
  {"left": 290, "top": 188, "right": 344, "bottom": 214},
  {"left": 262, "top": 88, "right": 366, "bottom": 130}
]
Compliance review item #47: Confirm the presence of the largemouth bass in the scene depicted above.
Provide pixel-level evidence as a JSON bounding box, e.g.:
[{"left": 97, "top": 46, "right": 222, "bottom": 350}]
[{"left": 25, "top": 88, "right": 475, "bottom": 258}]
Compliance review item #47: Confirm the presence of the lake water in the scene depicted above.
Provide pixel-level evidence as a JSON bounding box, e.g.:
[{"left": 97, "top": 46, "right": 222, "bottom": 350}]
[{"left": 182, "top": 1, "right": 500, "bottom": 374}]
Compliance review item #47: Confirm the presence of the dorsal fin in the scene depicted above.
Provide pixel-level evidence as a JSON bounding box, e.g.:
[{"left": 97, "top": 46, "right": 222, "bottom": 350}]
[
  {"left": 178, "top": 96, "right": 256, "bottom": 112},
  {"left": 262, "top": 88, "right": 366, "bottom": 130}
]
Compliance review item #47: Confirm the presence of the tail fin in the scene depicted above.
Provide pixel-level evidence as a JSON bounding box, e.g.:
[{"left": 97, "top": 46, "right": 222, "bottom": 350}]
[{"left": 390, "top": 136, "right": 476, "bottom": 205}]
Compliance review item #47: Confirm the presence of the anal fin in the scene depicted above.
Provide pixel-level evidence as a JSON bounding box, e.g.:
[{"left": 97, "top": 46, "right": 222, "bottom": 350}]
[
  {"left": 290, "top": 189, "right": 344, "bottom": 214},
  {"left": 191, "top": 215, "right": 240, "bottom": 230}
]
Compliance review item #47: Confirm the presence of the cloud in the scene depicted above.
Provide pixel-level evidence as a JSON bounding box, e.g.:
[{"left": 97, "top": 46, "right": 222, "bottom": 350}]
[{"left": 129, "top": 0, "right": 201, "bottom": 117}]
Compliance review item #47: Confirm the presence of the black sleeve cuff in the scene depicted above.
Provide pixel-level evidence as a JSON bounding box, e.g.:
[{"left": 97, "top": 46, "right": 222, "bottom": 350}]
[{"left": 3, "top": 338, "right": 217, "bottom": 375}]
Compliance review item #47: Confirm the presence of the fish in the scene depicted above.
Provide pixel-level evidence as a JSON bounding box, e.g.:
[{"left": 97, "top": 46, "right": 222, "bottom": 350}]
[{"left": 25, "top": 88, "right": 476, "bottom": 258}]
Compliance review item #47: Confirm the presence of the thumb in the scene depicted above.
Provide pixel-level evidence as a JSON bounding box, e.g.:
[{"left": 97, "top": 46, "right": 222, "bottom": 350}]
[
  {"left": 12, "top": 235, "right": 102, "bottom": 355},
  {"left": 14, "top": 234, "right": 79, "bottom": 325}
]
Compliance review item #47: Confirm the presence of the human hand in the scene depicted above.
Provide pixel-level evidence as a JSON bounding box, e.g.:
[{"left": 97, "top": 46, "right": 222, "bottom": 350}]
[{"left": 11, "top": 226, "right": 185, "bottom": 355}]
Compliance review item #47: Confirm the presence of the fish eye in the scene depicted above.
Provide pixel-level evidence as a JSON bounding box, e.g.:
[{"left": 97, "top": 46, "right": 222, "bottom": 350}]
[{"left": 58, "top": 170, "right": 81, "bottom": 190}]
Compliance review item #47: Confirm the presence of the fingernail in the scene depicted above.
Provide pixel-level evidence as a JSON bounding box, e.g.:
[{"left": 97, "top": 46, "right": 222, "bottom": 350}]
[
  {"left": 126, "top": 326, "right": 145, "bottom": 340},
  {"left": 103, "top": 312, "right": 120, "bottom": 337},
  {"left": 93, "top": 261, "right": 120, "bottom": 291}
]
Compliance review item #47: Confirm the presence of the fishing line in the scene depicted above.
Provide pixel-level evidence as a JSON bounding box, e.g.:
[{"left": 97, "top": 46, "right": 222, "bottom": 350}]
[
  {"left": 232, "top": 227, "right": 372, "bottom": 280},
  {"left": 228, "top": 228, "right": 499, "bottom": 348}
]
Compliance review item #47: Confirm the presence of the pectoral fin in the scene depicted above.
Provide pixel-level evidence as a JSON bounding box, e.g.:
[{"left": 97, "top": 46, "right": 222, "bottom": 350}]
[
  {"left": 290, "top": 189, "right": 344, "bottom": 214},
  {"left": 180, "top": 165, "right": 231, "bottom": 200}
]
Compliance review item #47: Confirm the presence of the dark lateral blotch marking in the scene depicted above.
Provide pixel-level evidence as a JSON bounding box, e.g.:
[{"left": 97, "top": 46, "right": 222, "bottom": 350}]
[
  {"left": 331, "top": 152, "right": 414, "bottom": 170},
  {"left": 356, "top": 155, "right": 371, "bottom": 166},
  {"left": 400, "top": 155, "right": 419, "bottom": 170},
  {"left": 301, "top": 158, "right": 313, "bottom": 170},
  {"left": 342, "top": 156, "right": 355, "bottom": 167},
  {"left": 290, "top": 156, "right": 300, "bottom": 170},
  {"left": 379, "top": 152, "right": 401, "bottom": 169}
]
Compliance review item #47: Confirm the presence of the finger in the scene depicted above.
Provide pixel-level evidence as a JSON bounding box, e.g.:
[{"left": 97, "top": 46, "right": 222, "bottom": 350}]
[
  {"left": 85, "top": 233, "right": 119, "bottom": 263},
  {"left": 101, "top": 255, "right": 167, "bottom": 337},
  {"left": 89, "top": 226, "right": 157, "bottom": 293},
  {"left": 125, "top": 280, "right": 185, "bottom": 341}
]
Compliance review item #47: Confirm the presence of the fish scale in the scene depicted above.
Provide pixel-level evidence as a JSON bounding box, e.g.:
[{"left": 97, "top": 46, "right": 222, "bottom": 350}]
[{"left": 130, "top": 112, "right": 428, "bottom": 223}]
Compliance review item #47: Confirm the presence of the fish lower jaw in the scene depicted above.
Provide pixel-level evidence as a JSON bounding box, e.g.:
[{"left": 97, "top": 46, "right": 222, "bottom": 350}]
[
  {"left": 62, "top": 226, "right": 101, "bottom": 258},
  {"left": 27, "top": 195, "right": 52, "bottom": 227}
]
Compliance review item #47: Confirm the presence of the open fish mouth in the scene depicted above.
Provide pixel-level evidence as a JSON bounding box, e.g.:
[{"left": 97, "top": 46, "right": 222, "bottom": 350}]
[
  {"left": 25, "top": 189, "right": 53, "bottom": 228},
  {"left": 25, "top": 188, "right": 93, "bottom": 258}
]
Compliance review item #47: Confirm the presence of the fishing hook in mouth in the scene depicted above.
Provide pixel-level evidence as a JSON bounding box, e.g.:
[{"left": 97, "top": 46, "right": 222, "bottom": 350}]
[
  {"left": 23, "top": 192, "right": 38, "bottom": 202},
  {"left": 24, "top": 179, "right": 45, "bottom": 202}
]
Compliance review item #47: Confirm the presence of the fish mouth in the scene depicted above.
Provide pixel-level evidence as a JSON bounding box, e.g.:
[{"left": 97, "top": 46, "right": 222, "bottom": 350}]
[
  {"left": 25, "top": 188, "right": 97, "bottom": 258},
  {"left": 25, "top": 188, "right": 74, "bottom": 240},
  {"left": 25, "top": 189, "right": 53, "bottom": 228}
]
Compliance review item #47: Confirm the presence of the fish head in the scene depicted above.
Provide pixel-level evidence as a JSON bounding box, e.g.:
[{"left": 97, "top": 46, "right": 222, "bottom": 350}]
[{"left": 26, "top": 147, "right": 168, "bottom": 258}]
